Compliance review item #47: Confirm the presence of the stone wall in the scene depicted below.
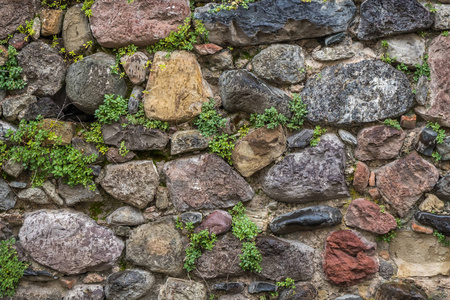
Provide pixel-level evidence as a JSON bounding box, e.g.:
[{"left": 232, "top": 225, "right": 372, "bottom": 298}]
[{"left": 1, "top": 0, "right": 450, "bottom": 299}]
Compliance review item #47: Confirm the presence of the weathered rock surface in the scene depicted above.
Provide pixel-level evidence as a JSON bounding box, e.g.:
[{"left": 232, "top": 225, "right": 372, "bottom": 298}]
[
  {"left": 358, "top": 0, "right": 433, "bottom": 40},
  {"left": 415, "top": 35, "right": 450, "bottom": 127},
  {"left": 64, "top": 284, "right": 105, "bottom": 300},
  {"left": 220, "top": 70, "right": 291, "bottom": 117},
  {"left": 120, "top": 52, "right": 148, "bottom": 85},
  {"left": 90, "top": 0, "right": 190, "bottom": 48},
  {"left": 144, "top": 51, "right": 213, "bottom": 122},
  {"left": 72, "top": 137, "right": 104, "bottom": 164},
  {"left": 40, "top": 9, "right": 64, "bottom": 36},
  {"left": 181, "top": 212, "right": 203, "bottom": 226},
  {"left": 58, "top": 182, "right": 102, "bottom": 206},
  {"left": 261, "top": 134, "right": 349, "bottom": 203},
  {"left": 194, "top": 43, "right": 223, "bottom": 55},
  {"left": 2, "top": 94, "right": 37, "bottom": 122},
  {"left": 436, "top": 174, "right": 450, "bottom": 201},
  {"left": 335, "top": 295, "right": 363, "bottom": 300},
  {"left": 106, "top": 206, "right": 145, "bottom": 226},
  {"left": 301, "top": 60, "right": 413, "bottom": 126},
  {"left": 164, "top": 153, "right": 254, "bottom": 212},
  {"left": 375, "top": 152, "right": 439, "bottom": 217},
  {"left": 102, "top": 122, "right": 169, "bottom": 151},
  {"left": 278, "top": 283, "right": 317, "bottom": 300},
  {"left": 41, "top": 119, "right": 76, "bottom": 145},
  {"left": 353, "top": 161, "right": 370, "bottom": 193},
  {"left": 338, "top": 129, "right": 357, "bottom": 146},
  {"left": 66, "top": 52, "right": 127, "bottom": 115},
  {"left": 194, "top": 0, "right": 356, "bottom": 46},
  {"left": 231, "top": 125, "right": 286, "bottom": 177},
  {"left": 437, "top": 136, "right": 450, "bottom": 160},
  {"left": 415, "top": 212, "right": 450, "bottom": 236},
  {"left": 415, "top": 126, "right": 437, "bottom": 156},
  {"left": 248, "top": 282, "right": 277, "bottom": 294},
  {"left": 13, "top": 281, "right": 65, "bottom": 300},
  {"left": 251, "top": 44, "right": 305, "bottom": 85},
  {"left": 0, "top": 179, "right": 16, "bottom": 211},
  {"left": 170, "top": 130, "right": 210, "bottom": 155},
  {"left": 323, "top": 230, "right": 378, "bottom": 286},
  {"left": 18, "top": 42, "right": 66, "bottom": 97},
  {"left": 19, "top": 210, "right": 124, "bottom": 275},
  {"left": 269, "top": 206, "right": 342, "bottom": 235},
  {"left": 374, "top": 283, "right": 428, "bottom": 300},
  {"left": 344, "top": 198, "right": 397, "bottom": 234},
  {"left": 2, "top": 159, "right": 24, "bottom": 178},
  {"left": 126, "top": 218, "right": 187, "bottom": 276},
  {"left": 418, "top": 194, "right": 445, "bottom": 213},
  {"left": 195, "top": 210, "right": 232, "bottom": 235},
  {"left": 62, "top": 4, "right": 93, "bottom": 55},
  {"left": 385, "top": 34, "right": 426, "bottom": 67},
  {"left": 0, "top": 120, "right": 16, "bottom": 141},
  {"left": 105, "top": 269, "right": 154, "bottom": 300},
  {"left": 17, "top": 188, "right": 49, "bottom": 204},
  {"left": 287, "top": 129, "right": 314, "bottom": 149},
  {"left": 434, "top": 4, "right": 450, "bottom": 31},
  {"left": 22, "top": 97, "right": 60, "bottom": 121},
  {"left": 0, "top": 0, "right": 37, "bottom": 39},
  {"left": 158, "top": 277, "right": 206, "bottom": 300},
  {"left": 100, "top": 161, "right": 159, "bottom": 209},
  {"left": 354, "top": 125, "right": 405, "bottom": 161},
  {"left": 211, "top": 282, "right": 245, "bottom": 295},
  {"left": 312, "top": 44, "right": 356, "bottom": 62},
  {"left": 257, "top": 236, "right": 315, "bottom": 281},
  {"left": 391, "top": 231, "right": 450, "bottom": 278}
]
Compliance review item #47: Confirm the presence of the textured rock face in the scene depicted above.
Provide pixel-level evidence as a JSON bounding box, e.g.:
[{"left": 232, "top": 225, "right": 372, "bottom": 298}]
[
  {"left": 170, "top": 130, "right": 210, "bottom": 155},
  {"left": 66, "top": 52, "right": 127, "bottom": 115},
  {"left": 344, "top": 198, "right": 397, "bottom": 234},
  {"left": 375, "top": 152, "right": 439, "bottom": 217},
  {"left": 287, "top": 129, "right": 314, "bottom": 149},
  {"left": 143, "top": 51, "right": 213, "bottom": 122},
  {"left": 195, "top": 210, "right": 232, "bottom": 235},
  {"left": 40, "top": 9, "right": 64, "bottom": 36},
  {"left": 90, "top": 0, "right": 190, "bottom": 48},
  {"left": 436, "top": 174, "right": 450, "bottom": 201},
  {"left": 415, "top": 35, "right": 450, "bottom": 127},
  {"left": 0, "top": 179, "right": 16, "bottom": 211},
  {"left": 18, "top": 42, "right": 66, "bottom": 97},
  {"left": 354, "top": 126, "right": 405, "bottom": 161},
  {"left": 0, "top": 0, "right": 37, "bottom": 39},
  {"left": 220, "top": 70, "right": 292, "bottom": 117},
  {"left": 358, "top": 0, "right": 433, "bottom": 40},
  {"left": 278, "top": 283, "right": 317, "bottom": 300},
  {"left": 120, "top": 52, "right": 148, "bottom": 85},
  {"left": 163, "top": 153, "right": 254, "bottom": 212},
  {"left": 17, "top": 188, "right": 49, "bottom": 204},
  {"left": 257, "top": 236, "right": 315, "bottom": 281},
  {"left": 62, "top": 4, "right": 93, "bottom": 54},
  {"left": 64, "top": 284, "right": 105, "bottom": 300},
  {"left": 211, "top": 282, "right": 245, "bottom": 294},
  {"left": 0, "top": 120, "right": 16, "bottom": 141},
  {"left": 158, "top": 277, "right": 206, "bottom": 300},
  {"left": 301, "top": 60, "right": 413, "bottom": 126},
  {"left": 434, "top": 4, "right": 450, "bottom": 30},
  {"left": 58, "top": 183, "right": 102, "bottom": 206},
  {"left": 323, "top": 230, "right": 378, "bottom": 286},
  {"left": 269, "top": 206, "right": 342, "bottom": 235},
  {"left": 374, "top": 283, "right": 428, "bottom": 300},
  {"left": 415, "top": 212, "right": 450, "bottom": 236},
  {"left": 194, "top": 0, "right": 356, "bottom": 46},
  {"left": 1, "top": 94, "right": 36, "bottom": 122},
  {"left": 353, "top": 162, "right": 370, "bottom": 193},
  {"left": 251, "top": 44, "right": 305, "bottom": 85},
  {"left": 437, "top": 136, "right": 450, "bottom": 160},
  {"left": 385, "top": 34, "right": 426, "bottom": 67},
  {"left": 248, "top": 282, "right": 277, "bottom": 294},
  {"left": 391, "top": 231, "right": 450, "bottom": 278},
  {"left": 261, "top": 134, "right": 349, "bottom": 203},
  {"left": 231, "top": 125, "right": 286, "bottom": 177},
  {"left": 22, "top": 97, "right": 60, "bottom": 121},
  {"left": 106, "top": 206, "right": 145, "bottom": 226},
  {"left": 126, "top": 218, "right": 187, "bottom": 276},
  {"left": 18, "top": 210, "right": 124, "bottom": 275},
  {"left": 311, "top": 44, "right": 356, "bottom": 62},
  {"left": 100, "top": 161, "right": 160, "bottom": 209},
  {"left": 105, "top": 269, "right": 155, "bottom": 300}
]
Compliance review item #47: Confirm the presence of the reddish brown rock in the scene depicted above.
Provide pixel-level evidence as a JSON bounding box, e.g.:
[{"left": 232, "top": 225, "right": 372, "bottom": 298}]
[
  {"left": 9, "top": 33, "right": 29, "bottom": 50},
  {"left": 400, "top": 115, "right": 416, "bottom": 129},
  {"left": 195, "top": 210, "right": 232, "bottom": 235},
  {"left": 353, "top": 161, "right": 370, "bottom": 193},
  {"left": 369, "top": 172, "right": 376, "bottom": 187},
  {"left": 375, "top": 152, "right": 439, "bottom": 217},
  {"left": 90, "top": 0, "right": 190, "bottom": 48},
  {"left": 40, "top": 9, "right": 64, "bottom": 36},
  {"left": 369, "top": 188, "right": 380, "bottom": 200},
  {"left": 323, "top": 230, "right": 378, "bottom": 286},
  {"left": 344, "top": 198, "right": 397, "bottom": 234},
  {"left": 411, "top": 221, "right": 433, "bottom": 234},
  {"left": 355, "top": 125, "right": 405, "bottom": 161},
  {"left": 83, "top": 273, "right": 105, "bottom": 284},
  {"left": 194, "top": 43, "right": 223, "bottom": 55},
  {"left": 0, "top": 0, "right": 37, "bottom": 39},
  {"left": 106, "top": 148, "right": 136, "bottom": 163},
  {"left": 59, "top": 278, "right": 76, "bottom": 289},
  {"left": 415, "top": 35, "right": 450, "bottom": 127}
]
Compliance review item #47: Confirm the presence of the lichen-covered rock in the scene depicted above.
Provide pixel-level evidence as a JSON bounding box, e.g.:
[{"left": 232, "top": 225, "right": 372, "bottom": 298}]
[
  {"left": 231, "top": 125, "right": 286, "bottom": 177},
  {"left": 436, "top": 174, "right": 450, "bottom": 202},
  {"left": 170, "top": 130, "right": 210, "bottom": 155},
  {"left": 1, "top": 94, "right": 37, "bottom": 122},
  {"left": 220, "top": 70, "right": 291, "bottom": 117},
  {"left": 143, "top": 51, "right": 213, "bottom": 122},
  {"left": 105, "top": 269, "right": 154, "bottom": 300},
  {"left": 158, "top": 277, "right": 206, "bottom": 300},
  {"left": 358, "top": 0, "right": 433, "bottom": 40},
  {"left": 301, "top": 60, "right": 413, "bottom": 126},
  {"left": 62, "top": 4, "right": 93, "bottom": 55},
  {"left": 374, "top": 283, "right": 428, "bottom": 300},
  {"left": 18, "top": 42, "right": 66, "bottom": 97},
  {"left": 19, "top": 210, "right": 124, "bottom": 275},
  {"left": 0, "top": 0, "right": 37, "bottom": 39},
  {"left": 323, "top": 230, "right": 378, "bottom": 286},
  {"left": 354, "top": 125, "right": 405, "bottom": 161},
  {"left": 40, "top": 9, "right": 64, "bottom": 36},
  {"left": 41, "top": 119, "right": 76, "bottom": 145},
  {"left": 90, "top": 0, "right": 190, "bottom": 48},
  {"left": 384, "top": 34, "right": 426, "bottom": 67},
  {"left": 126, "top": 217, "right": 187, "bottom": 276},
  {"left": 63, "top": 284, "right": 105, "bottom": 300},
  {"left": 66, "top": 52, "right": 127, "bottom": 115},
  {"left": 120, "top": 52, "right": 148, "bottom": 85},
  {"left": 375, "top": 152, "right": 439, "bottom": 217},
  {"left": 433, "top": 4, "right": 450, "bottom": 31},
  {"left": 17, "top": 188, "right": 49, "bottom": 204},
  {"left": 261, "top": 134, "right": 349, "bottom": 203},
  {"left": 163, "top": 153, "right": 254, "bottom": 212},
  {"left": 106, "top": 206, "right": 145, "bottom": 226},
  {"left": 100, "top": 161, "right": 159, "bottom": 209},
  {"left": 58, "top": 182, "right": 102, "bottom": 206},
  {"left": 194, "top": 0, "right": 355, "bottom": 46},
  {"left": 311, "top": 44, "right": 356, "bottom": 62},
  {"left": 0, "top": 179, "right": 16, "bottom": 211}
]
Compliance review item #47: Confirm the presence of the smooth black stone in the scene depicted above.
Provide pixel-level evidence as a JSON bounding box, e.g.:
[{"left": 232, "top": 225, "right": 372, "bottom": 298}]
[
  {"left": 270, "top": 205, "right": 342, "bottom": 235},
  {"left": 248, "top": 282, "right": 277, "bottom": 294},
  {"left": 287, "top": 129, "right": 314, "bottom": 149},
  {"left": 211, "top": 282, "right": 245, "bottom": 295},
  {"left": 415, "top": 127, "right": 437, "bottom": 156},
  {"left": 181, "top": 212, "right": 203, "bottom": 225},
  {"left": 415, "top": 211, "right": 450, "bottom": 236},
  {"left": 23, "top": 267, "right": 57, "bottom": 281},
  {"left": 325, "top": 32, "right": 346, "bottom": 46},
  {"left": 436, "top": 174, "right": 450, "bottom": 202}
]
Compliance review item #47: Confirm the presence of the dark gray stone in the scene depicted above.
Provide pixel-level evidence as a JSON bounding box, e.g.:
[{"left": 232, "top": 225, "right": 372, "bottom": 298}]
[
  {"left": 270, "top": 205, "right": 343, "bottom": 235},
  {"left": 66, "top": 52, "right": 127, "bottom": 115},
  {"left": 105, "top": 269, "right": 154, "bottom": 300},
  {"left": 194, "top": 0, "right": 356, "bottom": 46},
  {"left": 379, "top": 259, "right": 395, "bottom": 280},
  {"left": 374, "top": 283, "right": 428, "bottom": 300},
  {"left": 287, "top": 129, "right": 314, "bottom": 149},
  {"left": 325, "top": 32, "right": 347, "bottom": 46},
  {"left": 415, "top": 211, "right": 450, "bottom": 236},
  {"left": 64, "top": 284, "right": 105, "bottom": 300},
  {"left": 180, "top": 212, "right": 203, "bottom": 225},
  {"left": 23, "top": 267, "right": 56, "bottom": 282},
  {"left": 358, "top": 0, "right": 433, "bottom": 40},
  {"left": 0, "top": 120, "right": 16, "bottom": 141},
  {"left": 437, "top": 136, "right": 450, "bottom": 161},
  {"left": 0, "top": 0, "right": 37, "bottom": 40},
  {"left": 171, "top": 130, "right": 210, "bottom": 155},
  {"left": 415, "top": 127, "right": 437, "bottom": 156},
  {"left": 436, "top": 174, "right": 450, "bottom": 202},
  {"left": 279, "top": 283, "right": 317, "bottom": 300},
  {"left": 262, "top": 134, "right": 349, "bottom": 203},
  {"left": 90, "top": 165, "right": 102, "bottom": 177},
  {"left": 220, "top": 70, "right": 292, "bottom": 117},
  {"left": 22, "top": 97, "right": 60, "bottom": 120},
  {"left": 301, "top": 60, "right": 413, "bottom": 126},
  {"left": 128, "top": 86, "right": 144, "bottom": 115},
  {"left": 338, "top": 129, "right": 357, "bottom": 146},
  {"left": 248, "top": 282, "right": 277, "bottom": 294},
  {"left": 211, "top": 282, "right": 245, "bottom": 295},
  {"left": 102, "top": 122, "right": 169, "bottom": 151},
  {"left": 0, "top": 179, "right": 16, "bottom": 211},
  {"left": 58, "top": 181, "right": 102, "bottom": 206}
]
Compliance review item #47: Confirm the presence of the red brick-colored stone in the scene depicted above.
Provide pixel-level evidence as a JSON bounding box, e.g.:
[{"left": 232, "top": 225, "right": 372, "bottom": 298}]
[
  {"left": 369, "top": 188, "right": 380, "bottom": 200},
  {"left": 400, "top": 115, "right": 416, "bottom": 129},
  {"left": 369, "top": 171, "right": 376, "bottom": 187},
  {"left": 353, "top": 161, "right": 370, "bottom": 193},
  {"left": 194, "top": 43, "right": 223, "bottom": 55},
  {"left": 195, "top": 210, "right": 232, "bottom": 235},
  {"left": 411, "top": 221, "right": 434, "bottom": 235}
]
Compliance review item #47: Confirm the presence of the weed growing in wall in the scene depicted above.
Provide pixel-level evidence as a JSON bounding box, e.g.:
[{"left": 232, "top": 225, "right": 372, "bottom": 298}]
[
  {"left": 383, "top": 119, "right": 402, "bottom": 130},
  {"left": 310, "top": 125, "right": 327, "bottom": 146},
  {"left": 0, "top": 238, "right": 28, "bottom": 298},
  {"left": 0, "top": 45, "right": 26, "bottom": 91}
]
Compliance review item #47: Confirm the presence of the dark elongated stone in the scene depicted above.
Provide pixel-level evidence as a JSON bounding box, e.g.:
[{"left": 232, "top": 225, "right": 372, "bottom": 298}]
[
  {"left": 414, "top": 211, "right": 450, "bottom": 236},
  {"left": 415, "top": 127, "right": 437, "bottom": 156},
  {"left": 211, "top": 282, "right": 245, "bottom": 295},
  {"left": 248, "top": 282, "right": 277, "bottom": 294},
  {"left": 436, "top": 174, "right": 450, "bottom": 201},
  {"left": 287, "top": 129, "right": 313, "bottom": 149},
  {"left": 269, "top": 206, "right": 342, "bottom": 235}
]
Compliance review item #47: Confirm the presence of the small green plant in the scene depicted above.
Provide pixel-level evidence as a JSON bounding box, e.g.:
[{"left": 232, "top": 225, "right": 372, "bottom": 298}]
[
  {"left": 276, "top": 278, "right": 296, "bottom": 289},
  {"left": 41, "top": 0, "right": 70, "bottom": 10},
  {"left": 310, "top": 125, "right": 327, "bottom": 146},
  {"left": 194, "top": 99, "right": 227, "bottom": 137},
  {"left": 119, "top": 141, "right": 129, "bottom": 157},
  {"left": 0, "top": 238, "right": 28, "bottom": 298},
  {"left": 125, "top": 103, "right": 169, "bottom": 131},
  {"left": 379, "top": 205, "right": 386, "bottom": 214},
  {"left": 209, "top": 133, "right": 236, "bottom": 164},
  {"left": 427, "top": 122, "right": 446, "bottom": 144},
  {"left": 434, "top": 230, "right": 450, "bottom": 246},
  {"left": 210, "top": 0, "right": 256, "bottom": 12},
  {"left": 111, "top": 44, "right": 138, "bottom": 75},
  {"left": 81, "top": 122, "right": 109, "bottom": 155},
  {"left": 17, "top": 20, "right": 35, "bottom": 41},
  {"left": 414, "top": 55, "right": 430, "bottom": 82},
  {"left": 0, "top": 45, "right": 26, "bottom": 90},
  {"left": 383, "top": 119, "right": 402, "bottom": 130},
  {"left": 443, "top": 31, "right": 449, "bottom": 37},
  {"left": 396, "top": 62, "right": 409, "bottom": 74},
  {"left": 251, "top": 107, "right": 288, "bottom": 129},
  {"left": 380, "top": 53, "right": 397, "bottom": 64},
  {"left": 237, "top": 125, "right": 250, "bottom": 137},
  {"left": 432, "top": 151, "right": 442, "bottom": 162},
  {"left": 425, "top": 1, "right": 437, "bottom": 13},
  {"left": 381, "top": 40, "right": 389, "bottom": 49},
  {"left": 239, "top": 241, "right": 262, "bottom": 272},
  {"left": 82, "top": 0, "right": 94, "bottom": 17},
  {"left": 286, "top": 94, "right": 308, "bottom": 130},
  {"left": 377, "top": 218, "right": 402, "bottom": 243},
  {"left": 95, "top": 94, "right": 129, "bottom": 124}
]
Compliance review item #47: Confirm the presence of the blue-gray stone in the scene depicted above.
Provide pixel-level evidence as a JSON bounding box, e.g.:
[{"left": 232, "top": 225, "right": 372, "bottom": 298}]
[
  {"left": 325, "top": 32, "right": 346, "bottom": 46},
  {"left": 335, "top": 295, "right": 363, "bottom": 300},
  {"left": 287, "top": 129, "right": 313, "bottom": 149},
  {"left": 0, "top": 179, "right": 16, "bottom": 211},
  {"left": 248, "top": 282, "right": 277, "bottom": 294},
  {"left": 181, "top": 212, "right": 203, "bottom": 226},
  {"left": 211, "top": 282, "right": 245, "bottom": 295}
]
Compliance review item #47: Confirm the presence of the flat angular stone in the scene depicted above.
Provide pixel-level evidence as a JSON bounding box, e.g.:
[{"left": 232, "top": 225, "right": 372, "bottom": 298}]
[
  {"left": 354, "top": 125, "right": 405, "bottom": 161},
  {"left": 163, "top": 153, "right": 254, "bottom": 212},
  {"left": 19, "top": 210, "right": 124, "bottom": 275},
  {"left": 106, "top": 206, "right": 145, "bottom": 226},
  {"left": 287, "top": 129, "right": 313, "bottom": 149},
  {"left": 248, "top": 282, "right": 277, "bottom": 294},
  {"left": 0, "top": 179, "right": 16, "bottom": 211},
  {"left": 269, "top": 206, "right": 342, "bottom": 235},
  {"left": 62, "top": 4, "right": 93, "bottom": 55},
  {"left": 194, "top": 43, "right": 223, "bottom": 55},
  {"left": 13, "top": 281, "right": 65, "bottom": 300},
  {"left": 105, "top": 269, "right": 154, "bottom": 300},
  {"left": 58, "top": 182, "right": 102, "bottom": 206},
  {"left": 194, "top": 0, "right": 356, "bottom": 46},
  {"left": 312, "top": 44, "right": 356, "bottom": 62},
  {"left": 262, "top": 134, "right": 349, "bottom": 203},
  {"left": 338, "top": 129, "right": 357, "bottom": 146},
  {"left": 384, "top": 34, "right": 426, "bottom": 67},
  {"left": 211, "top": 282, "right": 244, "bottom": 295},
  {"left": 158, "top": 277, "right": 206, "bottom": 300},
  {"left": 302, "top": 60, "right": 413, "bottom": 126},
  {"left": 374, "top": 283, "right": 428, "bottom": 300},
  {"left": 170, "top": 130, "right": 210, "bottom": 155},
  {"left": 64, "top": 284, "right": 105, "bottom": 300},
  {"left": 353, "top": 161, "right": 370, "bottom": 193},
  {"left": 17, "top": 188, "right": 49, "bottom": 204}
]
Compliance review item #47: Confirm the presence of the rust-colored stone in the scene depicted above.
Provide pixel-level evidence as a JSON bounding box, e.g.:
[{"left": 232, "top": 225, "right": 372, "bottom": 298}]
[
  {"left": 369, "top": 171, "right": 376, "bottom": 187},
  {"left": 40, "top": 9, "right": 64, "bottom": 36},
  {"left": 59, "top": 278, "right": 76, "bottom": 289},
  {"left": 355, "top": 125, "right": 405, "bottom": 161},
  {"left": 369, "top": 188, "right": 380, "bottom": 200},
  {"left": 83, "top": 273, "right": 105, "bottom": 284},
  {"left": 194, "top": 43, "right": 223, "bottom": 55},
  {"left": 379, "top": 250, "right": 390, "bottom": 260},
  {"left": 400, "top": 115, "right": 416, "bottom": 129},
  {"left": 353, "top": 161, "right": 370, "bottom": 193},
  {"left": 411, "top": 221, "right": 434, "bottom": 235}
]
